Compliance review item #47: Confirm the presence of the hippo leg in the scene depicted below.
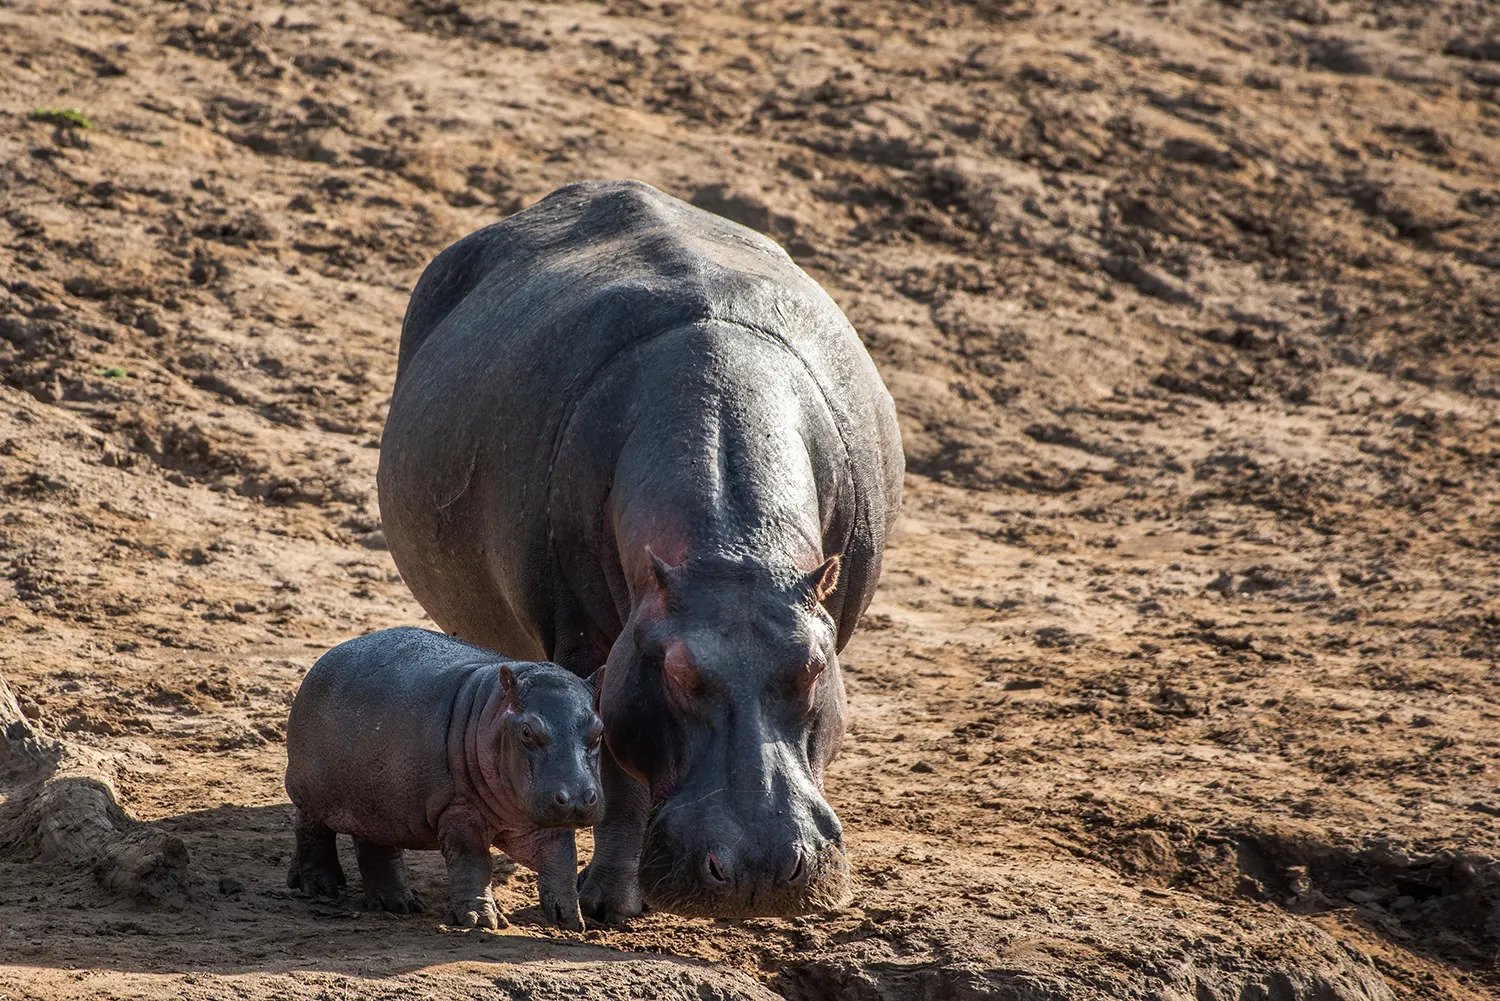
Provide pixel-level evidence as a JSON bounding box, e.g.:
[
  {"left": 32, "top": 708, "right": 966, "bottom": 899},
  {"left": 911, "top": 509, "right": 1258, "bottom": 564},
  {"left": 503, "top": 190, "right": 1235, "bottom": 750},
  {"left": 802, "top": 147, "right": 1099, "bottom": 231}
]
[
  {"left": 355, "top": 837, "right": 423, "bottom": 915},
  {"left": 439, "top": 809, "right": 506, "bottom": 929},
  {"left": 577, "top": 748, "right": 650, "bottom": 925},
  {"left": 532, "top": 829, "right": 585, "bottom": 932},
  {"left": 287, "top": 812, "right": 346, "bottom": 898}
]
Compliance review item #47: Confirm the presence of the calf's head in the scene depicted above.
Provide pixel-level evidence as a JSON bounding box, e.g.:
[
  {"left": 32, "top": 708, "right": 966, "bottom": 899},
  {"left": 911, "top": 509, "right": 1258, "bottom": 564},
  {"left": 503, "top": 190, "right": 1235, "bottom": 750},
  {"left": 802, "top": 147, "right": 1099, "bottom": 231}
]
[
  {"left": 486, "top": 664, "right": 605, "bottom": 829},
  {"left": 598, "top": 551, "right": 852, "bottom": 917}
]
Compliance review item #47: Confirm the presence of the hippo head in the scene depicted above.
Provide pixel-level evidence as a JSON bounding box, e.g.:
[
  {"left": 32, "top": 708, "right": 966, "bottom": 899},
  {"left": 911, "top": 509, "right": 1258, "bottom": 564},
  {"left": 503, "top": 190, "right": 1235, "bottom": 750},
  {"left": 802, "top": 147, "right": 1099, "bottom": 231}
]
[
  {"left": 597, "top": 550, "right": 852, "bottom": 917},
  {"left": 490, "top": 665, "right": 605, "bottom": 829}
]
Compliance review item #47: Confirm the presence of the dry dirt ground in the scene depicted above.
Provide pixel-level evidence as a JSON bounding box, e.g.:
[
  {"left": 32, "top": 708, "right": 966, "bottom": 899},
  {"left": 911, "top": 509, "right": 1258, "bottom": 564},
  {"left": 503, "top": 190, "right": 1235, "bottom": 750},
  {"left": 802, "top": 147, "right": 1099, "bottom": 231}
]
[{"left": 2, "top": 1, "right": 1500, "bottom": 998}]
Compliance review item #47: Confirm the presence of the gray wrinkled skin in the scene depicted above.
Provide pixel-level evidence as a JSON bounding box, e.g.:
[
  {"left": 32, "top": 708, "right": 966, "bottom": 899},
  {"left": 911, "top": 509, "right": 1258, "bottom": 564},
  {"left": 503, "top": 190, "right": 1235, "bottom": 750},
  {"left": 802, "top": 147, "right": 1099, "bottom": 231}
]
[
  {"left": 284, "top": 628, "right": 603, "bottom": 930},
  {"left": 379, "top": 180, "right": 903, "bottom": 922}
]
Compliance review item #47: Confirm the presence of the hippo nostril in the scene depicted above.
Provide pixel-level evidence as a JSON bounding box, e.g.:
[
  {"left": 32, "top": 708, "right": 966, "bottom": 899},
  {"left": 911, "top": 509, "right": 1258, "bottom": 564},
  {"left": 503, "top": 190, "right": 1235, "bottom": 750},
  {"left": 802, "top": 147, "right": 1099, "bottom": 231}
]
[
  {"left": 706, "top": 851, "right": 728, "bottom": 884},
  {"left": 583, "top": 788, "right": 599, "bottom": 806},
  {"left": 779, "top": 849, "right": 806, "bottom": 886},
  {"left": 553, "top": 790, "right": 569, "bottom": 807}
]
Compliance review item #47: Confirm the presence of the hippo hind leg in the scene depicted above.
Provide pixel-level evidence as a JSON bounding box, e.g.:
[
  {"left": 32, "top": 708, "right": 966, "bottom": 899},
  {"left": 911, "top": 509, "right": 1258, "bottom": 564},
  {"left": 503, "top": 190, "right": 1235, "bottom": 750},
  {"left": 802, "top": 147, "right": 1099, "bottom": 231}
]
[
  {"left": 288, "top": 813, "right": 346, "bottom": 898},
  {"left": 355, "top": 837, "right": 424, "bottom": 915}
]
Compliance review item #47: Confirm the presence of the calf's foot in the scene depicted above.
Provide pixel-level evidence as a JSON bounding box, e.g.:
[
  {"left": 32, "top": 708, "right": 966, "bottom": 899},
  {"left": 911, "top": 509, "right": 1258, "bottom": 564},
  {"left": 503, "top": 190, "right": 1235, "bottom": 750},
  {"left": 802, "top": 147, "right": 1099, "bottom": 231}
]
[
  {"left": 287, "top": 813, "right": 345, "bottom": 899},
  {"left": 447, "top": 890, "right": 506, "bottom": 929},
  {"left": 534, "top": 830, "right": 585, "bottom": 931},
  {"left": 439, "top": 807, "right": 504, "bottom": 930},
  {"left": 355, "top": 837, "right": 423, "bottom": 914}
]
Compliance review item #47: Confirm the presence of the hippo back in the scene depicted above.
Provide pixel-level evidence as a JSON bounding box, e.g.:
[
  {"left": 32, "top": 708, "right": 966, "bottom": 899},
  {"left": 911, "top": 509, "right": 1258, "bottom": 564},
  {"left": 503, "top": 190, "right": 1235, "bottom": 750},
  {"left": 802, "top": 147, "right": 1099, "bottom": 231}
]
[{"left": 380, "top": 180, "right": 902, "bottom": 659}]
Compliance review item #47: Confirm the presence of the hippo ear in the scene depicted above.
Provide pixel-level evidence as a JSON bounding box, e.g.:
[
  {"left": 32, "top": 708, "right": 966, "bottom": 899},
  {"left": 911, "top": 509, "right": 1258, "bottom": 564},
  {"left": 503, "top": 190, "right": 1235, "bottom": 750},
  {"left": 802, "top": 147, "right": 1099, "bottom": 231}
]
[
  {"left": 803, "top": 554, "right": 842, "bottom": 605},
  {"left": 644, "top": 546, "right": 676, "bottom": 596},
  {"left": 498, "top": 665, "right": 519, "bottom": 712}
]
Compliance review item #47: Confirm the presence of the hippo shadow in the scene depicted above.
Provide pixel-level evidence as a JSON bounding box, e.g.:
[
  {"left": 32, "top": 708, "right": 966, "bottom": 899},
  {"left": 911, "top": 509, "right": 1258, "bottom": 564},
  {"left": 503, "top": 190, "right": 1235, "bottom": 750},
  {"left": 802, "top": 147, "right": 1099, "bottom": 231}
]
[{"left": 0, "top": 801, "right": 712, "bottom": 980}]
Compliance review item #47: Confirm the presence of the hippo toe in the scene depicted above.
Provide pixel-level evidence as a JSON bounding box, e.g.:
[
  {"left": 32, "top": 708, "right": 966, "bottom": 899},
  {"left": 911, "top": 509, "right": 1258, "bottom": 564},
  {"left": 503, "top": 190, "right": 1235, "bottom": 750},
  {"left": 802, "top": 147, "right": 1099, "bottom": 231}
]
[
  {"left": 447, "top": 892, "right": 505, "bottom": 930},
  {"left": 287, "top": 818, "right": 346, "bottom": 899},
  {"left": 356, "top": 837, "right": 423, "bottom": 915}
]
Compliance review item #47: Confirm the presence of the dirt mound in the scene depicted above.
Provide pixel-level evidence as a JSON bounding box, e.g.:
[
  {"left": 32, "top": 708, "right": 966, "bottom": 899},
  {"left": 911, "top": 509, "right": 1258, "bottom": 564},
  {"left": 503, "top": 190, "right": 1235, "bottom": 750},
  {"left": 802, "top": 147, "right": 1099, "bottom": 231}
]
[{"left": 3, "top": 0, "right": 1500, "bottom": 998}]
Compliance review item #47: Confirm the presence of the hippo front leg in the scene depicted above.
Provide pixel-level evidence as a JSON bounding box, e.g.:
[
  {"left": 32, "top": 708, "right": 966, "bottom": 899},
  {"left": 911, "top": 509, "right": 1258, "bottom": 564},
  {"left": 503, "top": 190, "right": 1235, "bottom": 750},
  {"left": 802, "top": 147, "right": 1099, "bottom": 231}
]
[
  {"left": 438, "top": 808, "right": 506, "bottom": 929},
  {"left": 577, "top": 747, "right": 649, "bottom": 925},
  {"left": 530, "top": 828, "right": 585, "bottom": 932}
]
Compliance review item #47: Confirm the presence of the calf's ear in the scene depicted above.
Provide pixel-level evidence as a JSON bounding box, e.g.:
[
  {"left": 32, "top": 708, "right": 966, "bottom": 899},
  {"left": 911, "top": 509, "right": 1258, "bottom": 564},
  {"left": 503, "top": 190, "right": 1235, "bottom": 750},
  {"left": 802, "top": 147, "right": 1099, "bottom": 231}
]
[{"left": 499, "top": 665, "right": 519, "bottom": 712}]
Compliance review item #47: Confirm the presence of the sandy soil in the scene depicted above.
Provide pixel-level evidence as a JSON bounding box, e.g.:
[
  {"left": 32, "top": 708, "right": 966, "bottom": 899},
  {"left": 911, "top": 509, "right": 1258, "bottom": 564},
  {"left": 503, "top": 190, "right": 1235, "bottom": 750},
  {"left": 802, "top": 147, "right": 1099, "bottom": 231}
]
[{"left": 2, "top": 1, "right": 1499, "bottom": 998}]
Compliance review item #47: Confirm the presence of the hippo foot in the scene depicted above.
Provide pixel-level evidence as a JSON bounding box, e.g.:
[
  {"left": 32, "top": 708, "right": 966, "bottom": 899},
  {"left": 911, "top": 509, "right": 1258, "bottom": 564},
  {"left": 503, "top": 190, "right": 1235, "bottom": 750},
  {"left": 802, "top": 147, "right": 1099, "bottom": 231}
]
[
  {"left": 577, "top": 862, "right": 644, "bottom": 926},
  {"left": 539, "top": 888, "right": 585, "bottom": 932},
  {"left": 355, "top": 838, "right": 422, "bottom": 915},
  {"left": 447, "top": 893, "right": 506, "bottom": 930},
  {"left": 288, "top": 816, "right": 346, "bottom": 899},
  {"left": 287, "top": 857, "right": 347, "bottom": 900},
  {"left": 366, "top": 884, "right": 424, "bottom": 915}
]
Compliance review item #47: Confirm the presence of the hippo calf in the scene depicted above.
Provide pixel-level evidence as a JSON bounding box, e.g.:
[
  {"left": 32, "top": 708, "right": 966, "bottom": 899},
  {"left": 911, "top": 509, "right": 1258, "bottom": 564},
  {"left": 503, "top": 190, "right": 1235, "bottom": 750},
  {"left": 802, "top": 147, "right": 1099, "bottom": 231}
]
[
  {"left": 379, "top": 180, "right": 903, "bottom": 922},
  {"left": 284, "top": 627, "right": 603, "bottom": 930}
]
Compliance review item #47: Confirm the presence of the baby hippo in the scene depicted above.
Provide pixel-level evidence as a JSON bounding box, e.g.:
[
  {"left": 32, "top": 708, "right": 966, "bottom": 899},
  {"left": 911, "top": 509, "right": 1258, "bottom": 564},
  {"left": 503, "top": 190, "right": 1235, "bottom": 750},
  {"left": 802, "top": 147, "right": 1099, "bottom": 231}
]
[{"left": 284, "top": 627, "right": 604, "bottom": 930}]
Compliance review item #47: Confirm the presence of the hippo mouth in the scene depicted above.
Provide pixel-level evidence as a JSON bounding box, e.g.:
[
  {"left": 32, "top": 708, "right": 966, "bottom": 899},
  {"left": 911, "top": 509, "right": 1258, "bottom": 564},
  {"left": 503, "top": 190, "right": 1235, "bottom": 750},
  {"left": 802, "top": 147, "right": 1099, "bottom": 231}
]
[{"left": 637, "top": 811, "right": 853, "bottom": 918}]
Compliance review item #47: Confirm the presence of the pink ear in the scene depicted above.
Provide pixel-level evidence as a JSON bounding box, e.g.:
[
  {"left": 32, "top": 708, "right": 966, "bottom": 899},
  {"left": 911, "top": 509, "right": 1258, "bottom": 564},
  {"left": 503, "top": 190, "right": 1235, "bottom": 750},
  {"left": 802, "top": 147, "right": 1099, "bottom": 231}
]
[
  {"left": 644, "top": 545, "right": 675, "bottom": 593},
  {"left": 808, "top": 554, "right": 841, "bottom": 603},
  {"left": 499, "top": 665, "right": 518, "bottom": 711}
]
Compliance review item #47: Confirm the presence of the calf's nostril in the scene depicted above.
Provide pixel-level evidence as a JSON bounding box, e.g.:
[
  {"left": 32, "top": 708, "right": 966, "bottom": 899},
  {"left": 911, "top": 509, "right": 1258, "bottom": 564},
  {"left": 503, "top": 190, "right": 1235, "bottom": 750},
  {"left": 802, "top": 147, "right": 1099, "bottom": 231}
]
[
  {"left": 553, "top": 790, "right": 570, "bottom": 807},
  {"left": 583, "top": 788, "right": 599, "bottom": 806},
  {"left": 706, "top": 851, "right": 728, "bottom": 884}
]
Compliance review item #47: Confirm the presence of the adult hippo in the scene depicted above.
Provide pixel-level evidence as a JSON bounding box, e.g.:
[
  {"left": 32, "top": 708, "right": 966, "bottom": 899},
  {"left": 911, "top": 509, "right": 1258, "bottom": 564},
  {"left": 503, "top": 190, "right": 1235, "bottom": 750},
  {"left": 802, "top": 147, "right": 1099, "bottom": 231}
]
[{"left": 378, "top": 180, "right": 903, "bottom": 922}]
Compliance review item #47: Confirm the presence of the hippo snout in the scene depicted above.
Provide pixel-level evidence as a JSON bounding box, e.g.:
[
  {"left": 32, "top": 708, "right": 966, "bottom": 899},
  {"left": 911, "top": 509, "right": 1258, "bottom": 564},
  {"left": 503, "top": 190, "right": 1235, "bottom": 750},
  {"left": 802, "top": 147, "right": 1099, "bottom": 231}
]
[
  {"left": 531, "top": 781, "right": 604, "bottom": 828},
  {"left": 639, "top": 797, "right": 851, "bottom": 917},
  {"left": 699, "top": 837, "right": 820, "bottom": 890}
]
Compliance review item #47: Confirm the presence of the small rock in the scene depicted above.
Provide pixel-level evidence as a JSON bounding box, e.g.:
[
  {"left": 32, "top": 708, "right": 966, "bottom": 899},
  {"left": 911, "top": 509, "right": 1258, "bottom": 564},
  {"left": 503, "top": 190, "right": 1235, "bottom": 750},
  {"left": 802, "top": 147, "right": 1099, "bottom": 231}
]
[
  {"left": 359, "top": 530, "right": 388, "bottom": 550},
  {"left": 1285, "top": 865, "right": 1312, "bottom": 899},
  {"left": 910, "top": 761, "right": 934, "bottom": 773},
  {"left": 219, "top": 876, "right": 245, "bottom": 895}
]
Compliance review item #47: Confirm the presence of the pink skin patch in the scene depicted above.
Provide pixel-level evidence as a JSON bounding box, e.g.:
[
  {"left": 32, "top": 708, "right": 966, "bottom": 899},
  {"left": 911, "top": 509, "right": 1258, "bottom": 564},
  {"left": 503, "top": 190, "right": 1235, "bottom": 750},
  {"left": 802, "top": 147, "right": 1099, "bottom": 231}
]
[{"left": 661, "top": 640, "right": 700, "bottom": 709}]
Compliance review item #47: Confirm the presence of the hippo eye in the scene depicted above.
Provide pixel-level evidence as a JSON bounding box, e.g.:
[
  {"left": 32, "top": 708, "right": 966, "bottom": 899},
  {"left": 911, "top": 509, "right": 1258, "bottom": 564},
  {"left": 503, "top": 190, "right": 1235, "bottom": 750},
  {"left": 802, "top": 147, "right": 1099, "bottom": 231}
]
[
  {"left": 799, "top": 659, "right": 827, "bottom": 691},
  {"left": 586, "top": 727, "right": 603, "bottom": 752},
  {"left": 793, "top": 659, "right": 826, "bottom": 711}
]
